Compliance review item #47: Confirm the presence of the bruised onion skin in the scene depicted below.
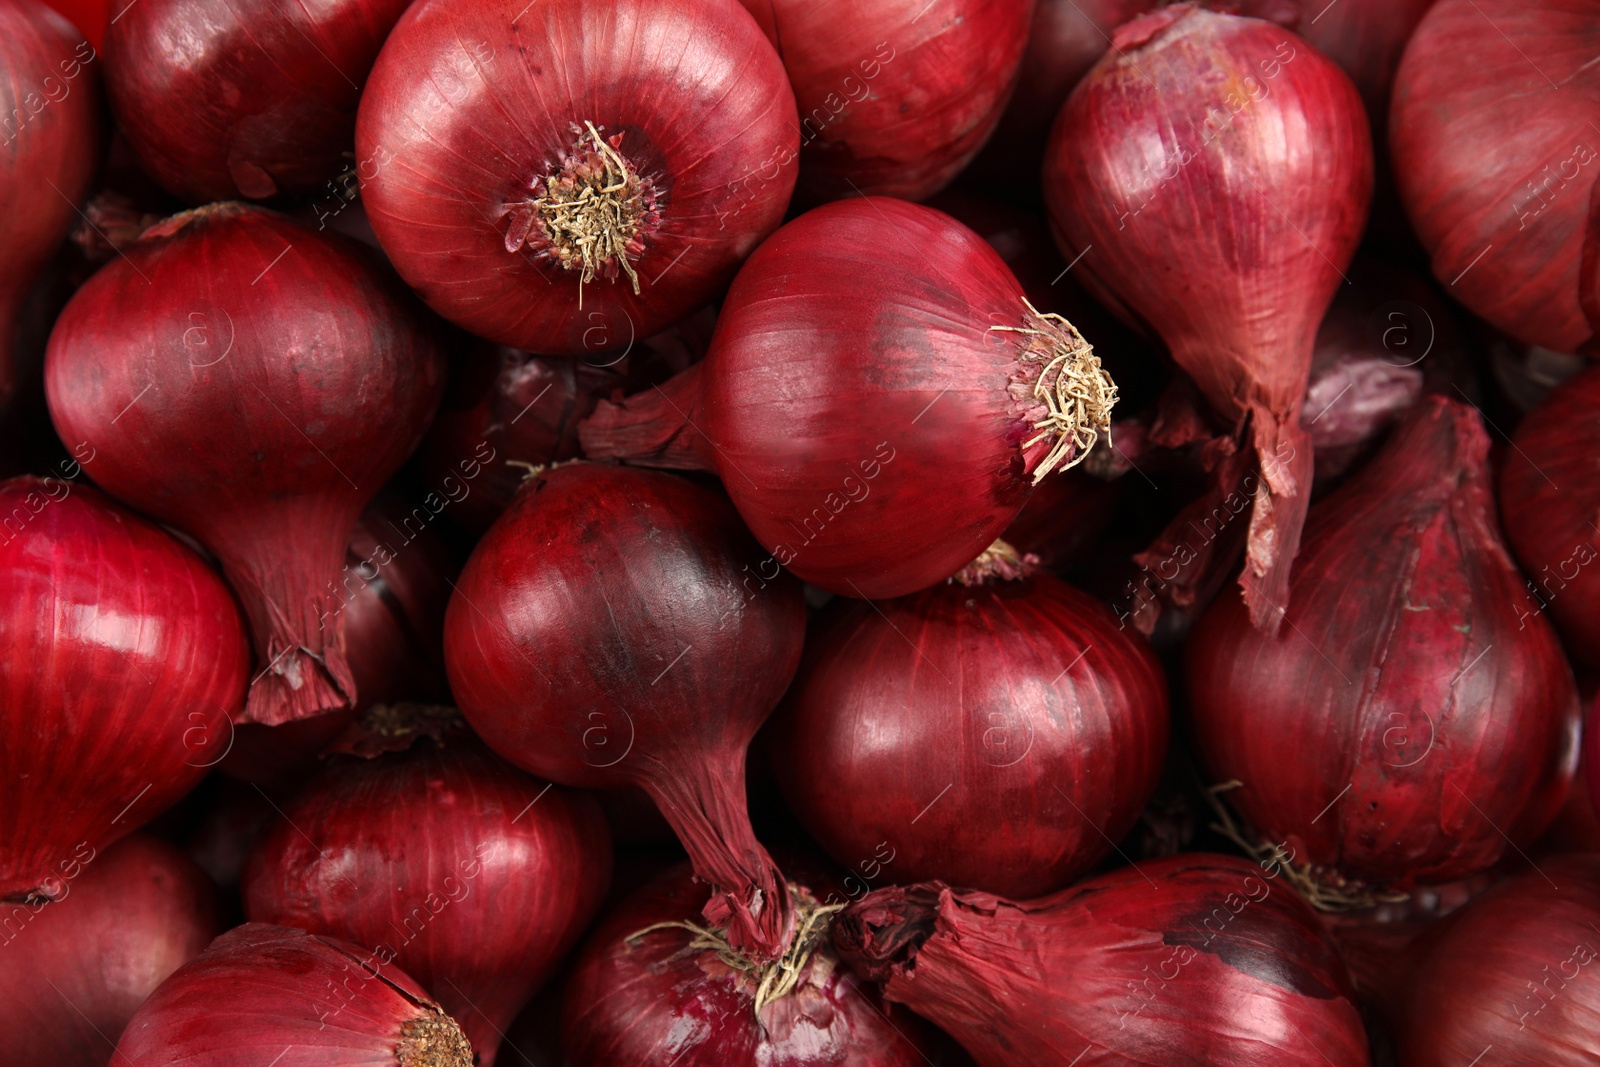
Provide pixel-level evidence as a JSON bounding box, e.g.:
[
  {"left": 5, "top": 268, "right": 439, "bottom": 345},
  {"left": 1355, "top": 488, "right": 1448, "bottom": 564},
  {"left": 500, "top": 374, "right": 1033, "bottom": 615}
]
[
  {"left": 835, "top": 855, "right": 1370, "bottom": 1066},
  {"left": 1045, "top": 6, "right": 1372, "bottom": 632},
  {"left": 738, "top": 0, "right": 1030, "bottom": 202},
  {"left": 104, "top": 0, "right": 409, "bottom": 203},
  {"left": 773, "top": 570, "right": 1168, "bottom": 899},
  {"left": 562, "top": 863, "right": 934, "bottom": 1067},
  {"left": 1391, "top": 0, "right": 1600, "bottom": 355},
  {"left": 1188, "top": 397, "right": 1580, "bottom": 889},
  {"left": 0, "top": 477, "right": 249, "bottom": 902},
  {"left": 4, "top": 836, "right": 218, "bottom": 1066},
  {"left": 444, "top": 464, "right": 806, "bottom": 961},
  {"left": 115, "top": 923, "right": 475, "bottom": 1066},
  {"left": 357, "top": 0, "right": 795, "bottom": 355},
  {"left": 243, "top": 739, "right": 610, "bottom": 1065},
  {"left": 45, "top": 204, "right": 446, "bottom": 727}
]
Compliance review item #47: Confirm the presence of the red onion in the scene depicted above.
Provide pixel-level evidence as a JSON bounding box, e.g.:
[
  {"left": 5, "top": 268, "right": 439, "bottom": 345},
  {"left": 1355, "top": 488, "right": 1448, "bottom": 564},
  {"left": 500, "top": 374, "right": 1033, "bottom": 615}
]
[
  {"left": 834, "top": 854, "right": 1371, "bottom": 1065},
  {"left": 444, "top": 464, "right": 806, "bottom": 961},
  {"left": 1188, "top": 397, "right": 1580, "bottom": 898},
  {"left": 773, "top": 555, "right": 1168, "bottom": 898},
  {"left": 45, "top": 204, "right": 446, "bottom": 726},
  {"left": 357, "top": 0, "right": 795, "bottom": 355},
  {"left": 562, "top": 862, "right": 936, "bottom": 1067},
  {"left": 104, "top": 0, "right": 409, "bottom": 203},
  {"left": 4, "top": 835, "right": 217, "bottom": 1065},
  {"left": 580, "top": 197, "right": 1119, "bottom": 598},
  {"left": 1391, "top": 0, "right": 1600, "bottom": 355},
  {"left": 1045, "top": 5, "right": 1372, "bottom": 632},
  {"left": 737, "top": 0, "right": 1030, "bottom": 202},
  {"left": 0, "top": 477, "right": 249, "bottom": 902},
  {"left": 1500, "top": 365, "right": 1600, "bottom": 669},
  {"left": 115, "top": 923, "right": 474, "bottom": 1065}
]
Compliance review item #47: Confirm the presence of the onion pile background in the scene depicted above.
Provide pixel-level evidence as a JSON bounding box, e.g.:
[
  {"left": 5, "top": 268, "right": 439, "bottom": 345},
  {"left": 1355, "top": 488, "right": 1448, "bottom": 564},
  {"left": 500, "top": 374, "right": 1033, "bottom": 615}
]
[{"left": 4, "top": 0, "right": 1599, "bottom": 1064}]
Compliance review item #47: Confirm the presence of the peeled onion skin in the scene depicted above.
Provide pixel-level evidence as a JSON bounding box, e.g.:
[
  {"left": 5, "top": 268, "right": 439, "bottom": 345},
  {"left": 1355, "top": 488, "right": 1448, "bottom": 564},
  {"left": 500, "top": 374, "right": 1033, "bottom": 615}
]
[
  {"left": 45, "top": 204, "right": 446, "bottom": 727},
  {"left": 358, "top": 0, "right": 796, "bottom": 354},
  {"left": 1045, "top": 6, "right": 1372, "bottom": 634},
  {"left": 1391, "top": 0, "right": 1600, "bottom": 355},
  {"left": 834, "top": 855, "right": 1371, "bottom": 1066},
  {"left": 1188, "top": 396, "right": 1580, "bottom": 892},
  {"left": 0, "top": 477, "right": 250, "bottom": 902}
]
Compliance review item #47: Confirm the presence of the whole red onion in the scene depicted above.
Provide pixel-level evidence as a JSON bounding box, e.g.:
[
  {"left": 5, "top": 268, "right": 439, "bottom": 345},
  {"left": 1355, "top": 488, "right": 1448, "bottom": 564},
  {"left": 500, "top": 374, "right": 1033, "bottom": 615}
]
[
  {"left": 773, "top": 558, "right": 1168, "bottom": 898},
  {"left": 3, "top": 835, "right": 217, "bottom": 1066},
  {"left": 357, "top": 0, "right": 795, "bottom": 354},
  {"left": 0, "top": 477, "right": 249, "bottom": 902},
  {"left": 444, "top": 464, "right": 806, "bottom": 962},
  {"left": 581, "top": 197, "right": 1119, "bottom": 598},
  {"left": 1188, "top": 396, "right": 1580, "bottom": 895},
  {"left": 1045, "top": 5, "right": 1372, "bottom": 632},
  {"left": 115, "top": 923, "right": 474, "bottom": 1065},
  {"left": 45, "top": 204, "right": 446, "bottom": 726},
  {"left": 104, "top": 0, "right": 408, "bottom": 203},
  {"left": 1391, "top": 0, "right": 1600, "bottom": 355},
  {"left": 835, "top": 854, "right": 1371, "bottom": 1065},
  {"left": 737, "top": 0, "right": 1030, "bottom": 202}
]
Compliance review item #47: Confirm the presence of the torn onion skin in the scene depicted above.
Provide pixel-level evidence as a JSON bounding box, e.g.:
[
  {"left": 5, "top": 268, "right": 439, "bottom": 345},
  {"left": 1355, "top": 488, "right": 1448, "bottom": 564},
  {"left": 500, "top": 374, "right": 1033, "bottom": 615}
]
[
  {"left": 834, "top": 854, "right": 1370, "bottom": 1066},
  {"left": 357, "top": 0, "right": 795, "bottom": 354},
  {"left": 1188, "top": 397, "right": 1580, "bottom": 892},
  {"left": 1044, "top": 5, "right": 1372, "bottom": 633},
  {"left": 45, "top": 204, "right": 446, "bottom": 727}
]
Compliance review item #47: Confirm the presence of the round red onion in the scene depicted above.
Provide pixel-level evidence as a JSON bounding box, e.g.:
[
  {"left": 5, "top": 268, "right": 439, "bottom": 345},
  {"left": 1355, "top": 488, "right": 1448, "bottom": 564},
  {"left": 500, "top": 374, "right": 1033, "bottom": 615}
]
[
  {"left": 1391, "top": 0, "right": 1600, "bottom": 355},
  {"left": 580, "top": 197, "right": 1119, "bottom": 598},
  {"left": 114, "top": 923, "right": 474, "bottom": 1065},
  {"left": 357, "top": 0, "right": 795, "bottom": 354},
  {"left": 1045, "top": 5, "right": 1372, "bottom": 631},
  {"left": 773, "top": 560, "right": 1168, "bottom": 898},
  {"left": 3, "top": 835, "right": 217, "bottom": 1066},
  {"left": 1188, "top": 396, "right": 1580, "bottom": 896},
  {"left": 0, "top": 477, "right": 249, "bottom": 901},
  {"left": 834, "top": 854, "right": 1371, "bottom": 1065},
  {"left": 45, "top": 204, "right": 446, "bottom": 726}
]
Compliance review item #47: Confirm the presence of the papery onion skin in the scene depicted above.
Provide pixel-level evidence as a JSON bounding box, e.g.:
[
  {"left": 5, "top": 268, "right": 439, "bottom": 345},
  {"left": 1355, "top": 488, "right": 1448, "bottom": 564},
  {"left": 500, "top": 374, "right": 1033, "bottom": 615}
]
[
  {"left": 1188, "top": 396, "right": 1580, "bottom": 889},
  {"left": 834, "top": 854, "right": 1370, "bottom": 1066},
  {"left": 104, "top": 0, "right": 408, "bottom": 203},
  {"left": 444, "top": 464, "right": 806, "bottom": 962},
  {"left": 774, "top": 569, "right": 1167, "bottom": 899},
  {"left": 1045, "top": 5, "right": 1372, "bottom": 631},
  {"left": 738, "top": 0, "right": 1030, "bottom": 202},
  {"left": 357, "top": 0, "right": 795, "bottom": 354},
  {"left": 0, "top": 477, "right": 249, "bottom": 902},
  {"left": 114, "top": 923, "right": 474, "bottom": 1066},
  {"left": 243, "top": 737, "right": 610, "bottom": 1066},
  {"left": 562, "top": 863, "right": 935, "bottom": 1067},
  {"left": 45, "top": 204, "right": 446, "bottom": 727},
  {"left": 1391, "top": 0, "right": 1600, "bottom": 354}
]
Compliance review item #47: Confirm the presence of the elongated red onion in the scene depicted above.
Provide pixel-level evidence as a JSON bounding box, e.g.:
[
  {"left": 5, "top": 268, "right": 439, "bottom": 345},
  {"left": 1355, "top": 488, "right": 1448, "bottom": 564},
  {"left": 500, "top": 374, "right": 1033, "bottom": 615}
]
[
  {"left": 115, "top": 923, "right": 474, "bottom": 1065},
  {"left": 835, "top": 854, "right": 1370, "bottom": 1065},
  {"left": 1391, "top": 0, "right": 1600, "bottom": 355},
  {"left": 45, "top": 204, "right": 446, "bottom": 726},
  {"left": 581, "top": 197, "right": 1119, "bottom": 598},
  {"left": 737, "top": 0, "right": 1030, "bottom": 202},
  {"left": 1045, "top": 5, "right": 1372, "bottom": 632},
  {"left": 1188, "top": 396, "right": 1579, "bottom": 897},
  {"left": 445, "top": 464, "right": 805, "bottom": 961},
  {"left": 0, "top": 477, "right": 249, "bottom": 901},
  {"left": 774, "top": 556, "right": 1167, "bottom": 898},
  {"left": 3, "top": 835, "right": 217, "bottom": 1066},
  {"left": 357, "top": 0, "right": 794, "bottom": 354},
  {"left": 562, "top": 862, "right": 936, "bottom": 1067}
]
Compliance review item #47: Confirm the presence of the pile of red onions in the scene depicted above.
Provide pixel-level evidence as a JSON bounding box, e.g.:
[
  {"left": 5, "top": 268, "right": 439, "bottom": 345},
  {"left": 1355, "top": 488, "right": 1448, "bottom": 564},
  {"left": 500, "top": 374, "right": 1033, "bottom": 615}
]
[
  {"left": 580, "top": 196, "right": 1119, "bottom": 598},
  {"left": 45, "top": 204, "right": 445, "bottom": 725},
  {"left": 1045, "top": 5, "right": 1372, "bottom": 632}
]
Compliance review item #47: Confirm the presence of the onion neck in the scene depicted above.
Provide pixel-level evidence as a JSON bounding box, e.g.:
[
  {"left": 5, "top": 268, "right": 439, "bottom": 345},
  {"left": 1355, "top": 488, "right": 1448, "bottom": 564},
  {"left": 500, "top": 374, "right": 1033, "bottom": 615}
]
[{"left": 576, "top": 362, "right": 713, "bottom": 471}]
